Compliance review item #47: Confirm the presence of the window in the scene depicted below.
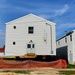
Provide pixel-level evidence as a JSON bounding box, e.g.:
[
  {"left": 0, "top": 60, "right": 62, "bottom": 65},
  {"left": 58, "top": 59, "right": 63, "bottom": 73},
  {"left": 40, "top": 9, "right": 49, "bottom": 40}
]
[
  {"left": 28, "top": 27, "right": 34, "bottom": 34},
  {"left": 27, "top": 44, "right": 35, "bottom": 48},
  {"left": 27, "top": 44, "right": 31, "bottom": 48},
  {"left": 58, "top": 40, "right": 60, "bottom": 45},
  {"left": 13, "top": 42, "right": 16, "bottom": 45},
  {"left": 32, "top": 44, "right": 34, "bottom": 48},
  {"left": 13, "top": 26, "right": 16, "bottom": 29},
  {"left": 70, "top": 34, "right": 72, "bottom": 41},
  {"left": 65, "top": 37, "right": 67, "bottom": 43}
]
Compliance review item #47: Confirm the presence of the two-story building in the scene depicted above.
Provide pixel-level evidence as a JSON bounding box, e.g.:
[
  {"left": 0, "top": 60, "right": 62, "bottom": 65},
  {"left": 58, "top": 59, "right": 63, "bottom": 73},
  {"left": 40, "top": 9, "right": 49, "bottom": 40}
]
[
  {"left": 5, "top": 14, "right": 56, "bottom": 59},
  {"left": 56, "top": 30, "right": 75, "bottom": 64}
]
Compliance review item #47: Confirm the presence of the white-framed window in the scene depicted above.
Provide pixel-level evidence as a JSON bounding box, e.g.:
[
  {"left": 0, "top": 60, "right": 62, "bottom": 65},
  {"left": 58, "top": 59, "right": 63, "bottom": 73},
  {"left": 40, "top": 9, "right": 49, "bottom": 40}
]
[
  {"left": 27, "top": 44, "right": 31, "bottom": 48},
  {"left": 27, "top": 44, "right": 35, "bottom": 48}
]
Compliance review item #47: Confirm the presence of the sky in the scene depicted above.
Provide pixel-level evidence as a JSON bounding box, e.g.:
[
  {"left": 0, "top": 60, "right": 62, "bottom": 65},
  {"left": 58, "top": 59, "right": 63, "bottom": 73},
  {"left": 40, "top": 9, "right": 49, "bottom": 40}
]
[{"left": 0, "top": 0, "right": 75, "bottom": 47}]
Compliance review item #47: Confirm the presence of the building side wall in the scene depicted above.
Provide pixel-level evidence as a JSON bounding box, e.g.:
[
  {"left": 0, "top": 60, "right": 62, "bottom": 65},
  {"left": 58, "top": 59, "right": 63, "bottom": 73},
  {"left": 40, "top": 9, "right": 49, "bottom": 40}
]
[
  {"left": 72, "top": 30, "right": 75, "bottom": 64},
  {"left": 56, "top": 32, "right": 74, "bottom": 64},
  {"left": 5, "top": 16, "right": 56, "bottom": 56}
]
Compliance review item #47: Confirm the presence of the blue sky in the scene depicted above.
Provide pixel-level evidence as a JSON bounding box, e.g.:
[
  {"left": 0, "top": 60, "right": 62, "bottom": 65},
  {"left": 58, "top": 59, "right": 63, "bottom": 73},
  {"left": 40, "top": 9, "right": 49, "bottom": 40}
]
[{"left": 0, "top": 0, "right": 75, "bottom": 47}]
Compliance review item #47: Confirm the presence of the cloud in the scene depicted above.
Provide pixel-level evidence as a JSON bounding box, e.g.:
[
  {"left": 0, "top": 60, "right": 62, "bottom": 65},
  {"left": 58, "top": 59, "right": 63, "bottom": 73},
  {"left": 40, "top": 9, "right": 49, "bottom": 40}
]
[
  {"left": 37, "top": 4, "right": 70, "bottom": 19},
  {"left": 54, "top": 4, "right": 69, "bottom": 16},
  {"left": 0, "top": 0, "right": 70, "bottom": 21}
]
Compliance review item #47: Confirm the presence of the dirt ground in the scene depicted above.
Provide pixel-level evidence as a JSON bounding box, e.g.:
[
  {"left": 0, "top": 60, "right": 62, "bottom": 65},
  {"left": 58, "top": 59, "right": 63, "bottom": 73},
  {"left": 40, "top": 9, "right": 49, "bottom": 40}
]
[
  {"left": 0, "top": 68, "right": 75, "bottom": 75},
  {"left": 0, "top": 71, "right": 59, "bottom": 75},
  {"left": 0, "top": 68, "right": 61, "bottom": 75}
]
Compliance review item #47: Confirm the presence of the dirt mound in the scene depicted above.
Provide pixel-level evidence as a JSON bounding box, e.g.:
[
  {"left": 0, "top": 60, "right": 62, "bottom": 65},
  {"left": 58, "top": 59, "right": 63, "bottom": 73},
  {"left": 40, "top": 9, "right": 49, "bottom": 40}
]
[{"left": 0, "top": 59, "right": 67, "bottom": 69}]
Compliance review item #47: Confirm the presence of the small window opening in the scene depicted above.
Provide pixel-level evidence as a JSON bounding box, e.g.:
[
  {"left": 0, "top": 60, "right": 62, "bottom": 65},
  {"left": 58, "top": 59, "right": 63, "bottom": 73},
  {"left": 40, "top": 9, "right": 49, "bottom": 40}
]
[
  {"left": 65, "top": 37, "right": 67, "bottom": 43},
  {"left": 27, "top": 44, "right": 31, "bottom": 48},
  {"left": 70, "top": 34, "right": 72, "bottom": 41},
  {"left": 13, "top": 26, "right": 16, "bottom": 29},
  {"left": 28, "top": 27, "right": 34, "bottom": 34},
  {"left": 13, "top": 42, "right": 16, "bottom": 45},
  {"left": 32, "top": 44, "right": 34, "bottom": 48}
]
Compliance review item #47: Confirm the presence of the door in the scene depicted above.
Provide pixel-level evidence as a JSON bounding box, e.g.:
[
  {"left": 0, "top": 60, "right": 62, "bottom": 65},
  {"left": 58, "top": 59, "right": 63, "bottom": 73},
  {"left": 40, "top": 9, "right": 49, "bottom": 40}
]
[
  {"left": 69, "top": 52, "right": 73, "bottom": 64},
  {"left": 56, "top": 46, "right": 68, "bottom": 63},
  {"left": 26, "top": 43, "right": 35, "bottom": 54}
]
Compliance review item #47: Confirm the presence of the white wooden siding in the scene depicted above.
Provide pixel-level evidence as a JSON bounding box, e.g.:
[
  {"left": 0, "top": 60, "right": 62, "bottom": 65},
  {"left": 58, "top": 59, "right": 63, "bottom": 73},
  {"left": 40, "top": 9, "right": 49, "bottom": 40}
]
[
  {"left": 56, "top": 30, "right": 75, "bottom": 64},
  {"left": 5, "top": 14, "right": 56, "bottom": 56}
]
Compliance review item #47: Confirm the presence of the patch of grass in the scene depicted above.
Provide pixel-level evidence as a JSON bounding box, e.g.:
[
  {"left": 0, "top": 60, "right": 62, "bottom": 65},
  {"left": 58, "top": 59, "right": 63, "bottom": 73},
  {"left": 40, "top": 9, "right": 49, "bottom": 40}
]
[
  {"left": 14, "top": 70, "right": 32, "bottom": 74},
  {"left": 67, "top": 64, "right": 75, "bottom": 68},
  {"left": 59, "top": 71, "right": 75, "bottom": 75},
  {"left": 2, "top": 70, "right": 10, "bottom": 72},
  {"left": 2, "top": 70, "right": 32, "bottom": 74}
]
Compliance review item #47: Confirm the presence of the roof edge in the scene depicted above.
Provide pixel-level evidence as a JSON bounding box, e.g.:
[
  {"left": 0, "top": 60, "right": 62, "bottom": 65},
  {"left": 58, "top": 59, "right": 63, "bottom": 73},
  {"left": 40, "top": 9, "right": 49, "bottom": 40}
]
[
  {"left": 5, "top": 14, "right": 56, "bottom": 25},
  {"left": 56, "top": 30, "right": 74, "bottom": 41}
]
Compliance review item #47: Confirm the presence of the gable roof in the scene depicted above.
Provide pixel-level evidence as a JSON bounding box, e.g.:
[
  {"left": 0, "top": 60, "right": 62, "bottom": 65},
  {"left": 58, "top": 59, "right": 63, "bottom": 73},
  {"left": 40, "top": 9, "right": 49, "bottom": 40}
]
[{"left": 6, "top": 14, "right": 55, "bottom": 25}]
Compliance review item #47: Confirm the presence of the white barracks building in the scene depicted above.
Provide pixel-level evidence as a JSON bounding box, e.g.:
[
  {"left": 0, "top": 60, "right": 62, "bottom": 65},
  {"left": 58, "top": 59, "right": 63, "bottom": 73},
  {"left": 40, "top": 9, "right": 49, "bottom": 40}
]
[
  {"left": 56, "top": 30, "right": 75, "bottom": 64},
  {"left": 5, "top": 14, "right": 56, "bottom": 57}
]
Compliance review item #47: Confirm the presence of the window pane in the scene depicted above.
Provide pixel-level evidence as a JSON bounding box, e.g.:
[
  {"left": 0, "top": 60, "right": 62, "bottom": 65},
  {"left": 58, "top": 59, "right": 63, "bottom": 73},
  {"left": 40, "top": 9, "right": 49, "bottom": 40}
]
[
  {"left": 27, "top": 44, "right": 31, "bottom": 48},
  {"left": 70, "top": 34, "right": 72, "bottom": 41},
  {"left": 65, "top": 37, "right": 67, "bottom": 43},
  {"left": 32, "top": 44, "right": 34, "bottom": 48},
  {"left": 28, "top": 27, "right": 34, "bottom": 34}
]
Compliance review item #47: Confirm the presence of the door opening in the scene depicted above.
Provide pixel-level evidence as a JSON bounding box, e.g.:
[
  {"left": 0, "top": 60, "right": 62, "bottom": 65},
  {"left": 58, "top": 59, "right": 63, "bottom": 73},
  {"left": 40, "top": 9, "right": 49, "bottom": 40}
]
[{"left": 26, "top": 40, "right": 36, "bottom": 57}]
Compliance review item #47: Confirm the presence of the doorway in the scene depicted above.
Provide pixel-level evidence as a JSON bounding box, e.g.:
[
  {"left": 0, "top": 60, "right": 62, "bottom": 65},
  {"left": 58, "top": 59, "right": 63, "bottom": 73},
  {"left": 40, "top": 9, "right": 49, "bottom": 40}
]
[{"left": 26, "top": 40, "right": 35, "bottom": 55}]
